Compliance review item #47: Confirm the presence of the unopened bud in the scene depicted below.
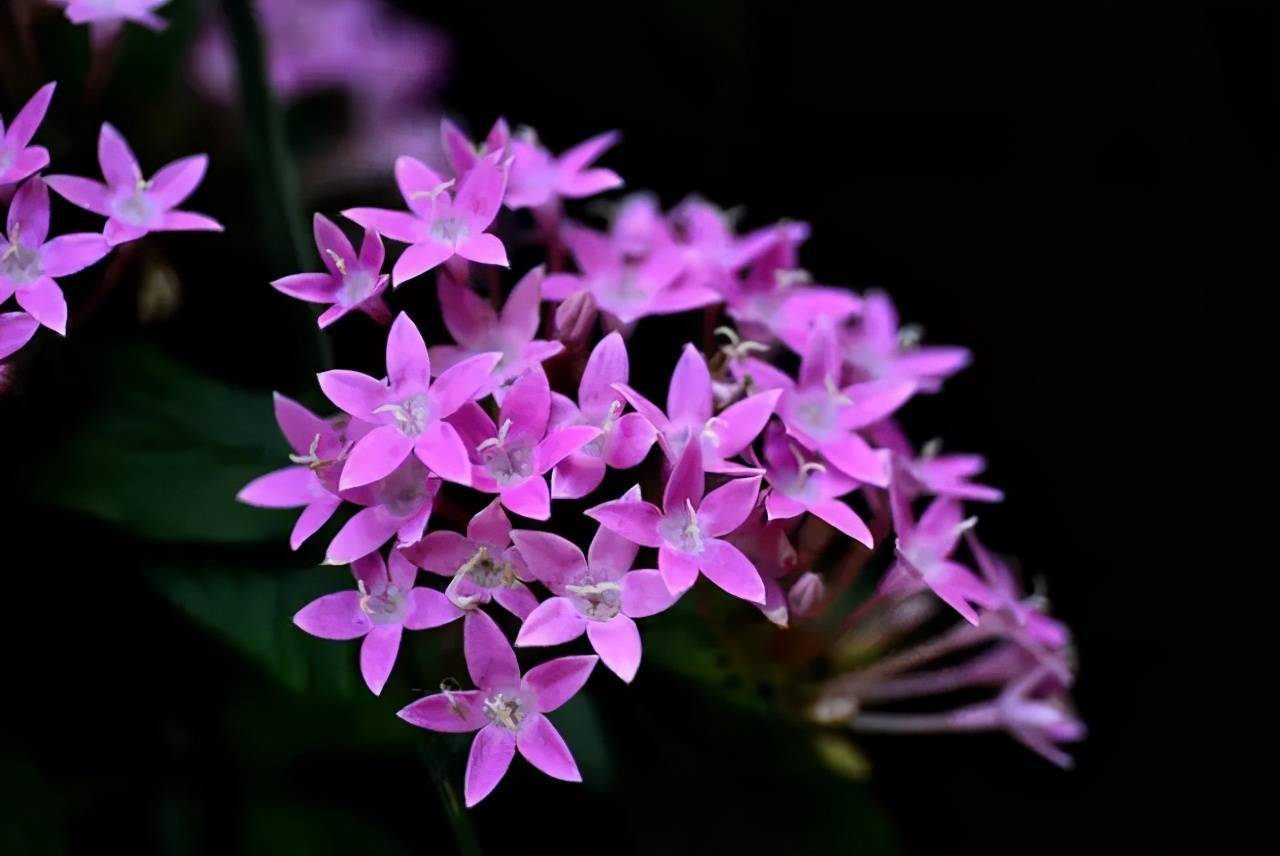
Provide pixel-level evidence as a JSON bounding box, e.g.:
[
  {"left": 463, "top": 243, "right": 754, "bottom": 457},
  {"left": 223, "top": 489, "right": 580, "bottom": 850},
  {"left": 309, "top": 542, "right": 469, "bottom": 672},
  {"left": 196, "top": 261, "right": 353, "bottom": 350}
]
[
  {"left": 554, "top": 290, "right": 597, "bottom": 345},
  {"left": 788, "top": 571, "right": 826, "bottom": 617}
]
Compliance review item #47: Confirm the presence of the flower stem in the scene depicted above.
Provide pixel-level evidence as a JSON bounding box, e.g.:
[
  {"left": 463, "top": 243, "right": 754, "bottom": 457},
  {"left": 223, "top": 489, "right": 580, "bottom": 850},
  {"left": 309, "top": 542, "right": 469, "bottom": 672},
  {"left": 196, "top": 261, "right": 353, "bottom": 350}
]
[{"left": 419, "top": 735, "right": 483, "bottom": 856}]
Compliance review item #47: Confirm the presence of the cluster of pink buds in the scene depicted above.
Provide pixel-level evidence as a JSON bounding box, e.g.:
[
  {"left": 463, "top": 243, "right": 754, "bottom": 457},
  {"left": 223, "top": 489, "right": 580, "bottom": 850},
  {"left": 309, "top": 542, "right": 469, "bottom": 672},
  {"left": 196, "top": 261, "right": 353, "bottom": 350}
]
[
  {"left": 241, "top": 117, "right": 1081, "bottom": 806},
  {"left": 1, "top": 81, "right": 221, "bottom": 363}
]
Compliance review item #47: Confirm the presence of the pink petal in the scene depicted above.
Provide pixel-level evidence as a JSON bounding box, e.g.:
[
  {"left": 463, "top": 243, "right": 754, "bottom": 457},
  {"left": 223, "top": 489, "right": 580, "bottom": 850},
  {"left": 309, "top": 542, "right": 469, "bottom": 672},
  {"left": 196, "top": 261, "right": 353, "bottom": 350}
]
[
  {"left": 16, "top": 277, "right": 67, "bottom": 335},
  {"left": 437, "top": 271, "right": 497, "bottom": 346},
  {"left": 493, "top": 583, "right": 540, "bottom": 620},
  {"left": 578, "top": 331, "right": 628, "bottom": 420},
  {"left": 711, "top": 389, "right": 780, "bottom": 458},
  {"left": 603, "top": 412, "right": 657, "bottom": 469},
  {"left": 464, "top": 725, "right": 516, "bottom": 807},
  {"left": 44, "top": 176, "right": 111, "bottom": 217},
  {"left": 464, "top": 610, "right": 520, "bottom": 690},
  {"left": 104, "top": 218, "right": 147, "bottom": 246},
  {"left": 524, "top": 655, "right": 597, "bottom": 713},
  {"left": 499, "top": 265, "right": 545, "bottom": 344},
  {"left": 290, "top": 496, "right": 341, "bottom": 550},
  {"left": 293, "top": 591, "right": 370, "bottom": 640},
  {"left": 809, "top": 498, "right": 874, "bottom": 548},
  {"left": 340, "top": 425, "right": 415, "bottom": 490},
  {"left": 156, "top": 210, "right": 223, "bottom": 233},
  {"left": 149, "top": 155, "right": 207, "bottom": 208},
  {"left": 551, "top": 451, "right": 606, "bottom": 500},
  {"left": 271, "top": 272, "right": 334, "bottom": 303},
  {"left": 667, "top": 344, "right": 713, "bottom": 427},
  {"left": 8, "top": 176, "right": 49, "bottom": 246},
  {"left": 272, "top": 392, "right": 332, "bottom": 456},
  {"left": 621, "top": 569, "right": 681, "bottom": 618},
  {"left": 0, "top": 311, "right": 39, "bottom": 359},
  {"left": 456, "top": 232, "right": 509, "bottom": 267},
  {"left": 819, "top": 434, "right": 889, "bottom": 486},
  {"left": 515, "top": 597, "right": 587, "bottom": 646},
  {"left": 360, "top": 624, "right": 403, "bottom": 695},
  {"left": 0, "top": 147, "right": 48, "bottom": 185},
  {"left": 428, "top": 352, "right": 502, "bottom": 417},
  {"left": 97, "top": 123, "right": 141, "bottom": 189},
  {"left": 559, "top": 167, "right": 623, "bottom": 198},
  {"left": 697, "top": 476, "right": 761, "bottom": 538},
  {"left": 39, "top": 233, "right": 107, "bottom": 278},
  {"left": 500, "top": 476, "right": 551, "bottom": 520},
  {"left": 325, "top": 506, "right": 399, "bottom": 565},
  {"left": 236, "top": 466, "right": 316, "bottom": 508},
  {"left": 499, "top": 368, "right": 551, "bottom": 446},
  {"left": 405, "top": 587, "right": 464, "bottom": 630},
  {"left": 401, "top": 530, "right": 473, "bottom": 576},
  {"left": 541, "top": 272, "right": 585, "bottom": 300},
  {"left": 662, "top": 440, "right": 705, "bottom": 514},
  {"left": 386, "top": 312, "right": 431, "bottom": 390},
  {"left": 516, "top": 714, "right": 581, "bottom": 782},
  {"left": 343, "top": 207, "right": 427, "bottom": 244},
  {"left": 612, "top": 382, "right": 669, "bottom": 432},
  {"left": 798, "top": 323, "right": 841, "bottom": 389},
  {"left": 317, "top": 369, "right": 387, "bottom": 421},
  {"left": 698, "top": 539, "right": 766, "bottom": 604},
  {"left": 395, "top": 155, "right": 449, "bottom": 217},
  {"left": 658, "top": 546, "right": 699, "bottom": 595},
  {"left": 398, "top": 689, "right": 488, "bottom": 733},
  {"left": 4, "top": 82, "right": 55, "bottom": 149},
  {"left": 534, "top": 425, "right": 599, "bottom": 475},
  {"left": 312, "top": 212, "right": 356, "bottom": 274},
  {"left": 587, "top": 513, "right": 640, "bottom": 579},
  {"left": 584, "top": 498, "right": 663, "bottom": 548},
  {"left": 586, "top": 615, "right": 641, "bottom": 683},
  {"left": 455, "top": 155, "right": 507, "bottom": 232},
  {"left": 558, "top": 130, "right": 620, "bottom": 174},
  {"left": 358, "top": 227, "right": 384, "bottom": 271},
  {"left": 509, "top": 530, "right": 587, "bottom": 588},
  {"left": 839, "top": 379, "right": 917, "bottom": 430},
  {"left": 414, "top": 421, "right": 472, "bottom": 485},
  {"left": 393, "top": 240, "right": 454, "bottom": 286}
]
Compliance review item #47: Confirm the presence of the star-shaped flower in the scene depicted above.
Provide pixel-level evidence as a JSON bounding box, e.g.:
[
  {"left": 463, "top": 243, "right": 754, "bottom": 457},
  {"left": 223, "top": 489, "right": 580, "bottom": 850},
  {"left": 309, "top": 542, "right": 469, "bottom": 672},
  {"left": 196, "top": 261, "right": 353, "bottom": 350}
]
[
  {"left": 271, "top": 213, "right": 391, "bottom": 328},
  {"left": 0, "top": 83, "right": 55, "bottom": 187}
]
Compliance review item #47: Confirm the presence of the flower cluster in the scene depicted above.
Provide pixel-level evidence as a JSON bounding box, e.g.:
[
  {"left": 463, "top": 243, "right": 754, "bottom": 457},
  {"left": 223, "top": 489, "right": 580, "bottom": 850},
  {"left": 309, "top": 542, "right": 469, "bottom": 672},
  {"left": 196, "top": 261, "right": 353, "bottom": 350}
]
[
  {"left": 1, "top": 82, "right": 221, "bottom": 362},
  {"left": 242, "top": 118, "right": 1082, "bottom": 805}
]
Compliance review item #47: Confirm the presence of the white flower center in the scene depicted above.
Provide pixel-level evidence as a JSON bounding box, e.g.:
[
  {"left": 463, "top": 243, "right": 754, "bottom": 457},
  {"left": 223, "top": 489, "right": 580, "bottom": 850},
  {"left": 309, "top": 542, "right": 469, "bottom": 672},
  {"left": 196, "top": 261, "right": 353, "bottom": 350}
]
[
  {"left": 566, "top": 580, "right": 622, "bottom": 620},
  {"left": 659, "top": 498, "right": 704, "bottom": 554},
  {"left": 376, "top": 393, "right": 430, "bottom": 437},
  {"left": 358, "top": 581, "right": 408, "bottom": 625},
  {"left": 0, "top": 237, "right": 41, "bottom": 285},
  {"left": 482, "top": 689, "right": 533, "bottom": 732},
  {"left": 476, "top": 419, "right": 533, "bottom": 486}
]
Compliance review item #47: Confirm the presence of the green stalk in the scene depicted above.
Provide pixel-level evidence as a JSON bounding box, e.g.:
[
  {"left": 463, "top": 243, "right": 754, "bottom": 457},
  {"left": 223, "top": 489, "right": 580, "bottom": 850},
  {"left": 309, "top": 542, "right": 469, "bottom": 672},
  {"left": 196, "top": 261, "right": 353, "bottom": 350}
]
[{"left": 420, "top": 735, "right": 483, "bottom": 856}]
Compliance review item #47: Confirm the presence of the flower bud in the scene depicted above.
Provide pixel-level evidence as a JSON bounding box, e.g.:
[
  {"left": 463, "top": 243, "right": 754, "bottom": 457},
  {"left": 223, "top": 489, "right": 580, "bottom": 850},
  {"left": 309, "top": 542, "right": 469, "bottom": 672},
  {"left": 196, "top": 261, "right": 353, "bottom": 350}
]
[
  {"left": 554, "top": 289, "right": 597, "bottom": 345},
  {"left": 788, "top": 571, "right": 826, "bottom": 617}
]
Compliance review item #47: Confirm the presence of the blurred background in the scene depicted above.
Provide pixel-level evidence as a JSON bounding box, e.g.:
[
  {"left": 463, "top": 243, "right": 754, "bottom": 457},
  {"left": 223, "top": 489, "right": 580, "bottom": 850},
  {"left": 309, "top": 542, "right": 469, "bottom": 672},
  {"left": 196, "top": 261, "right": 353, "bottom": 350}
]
[{"left": 1, "top": 1, "right": 1260, "bottom": 853}]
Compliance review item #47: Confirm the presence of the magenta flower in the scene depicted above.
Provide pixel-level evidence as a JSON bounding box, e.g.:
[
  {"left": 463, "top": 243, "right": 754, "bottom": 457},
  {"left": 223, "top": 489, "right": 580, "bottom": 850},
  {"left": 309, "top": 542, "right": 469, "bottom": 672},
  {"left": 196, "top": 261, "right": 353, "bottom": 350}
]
[
  {"left": 1, "top": 178, "right": 110, "bottom": 335},
  {"left": 400, "top": 498, "right": 540, "bottom": 620},
  {"left": 46, "top": 124, "right": 221, "bottom": 246},
  {"left": 0, "top": 311, "right": 39, "bottom": 359},
  {"left": 616, "top": 342, "right": 778, "bottom": 476},
  {"left": 742, "top": 323, "right": 914, "bottom": 486},
  {"left": 397, "top": 610, "right": 598, "bottom": 806},
  {"left": 441, "top": 117, "right": 511, "bottom": 180},
  {"left": 504, "top": 129, "right": 623, "bottom": 210},
  {"left": 547, "top": 331, "right": 656, "bottom": 499},
  {"left": 839, "top": 290, "right": 970, "bottom": 393},
  {"left": 236, "top": 392, "right": 351, "bottom": 550},
  {"left": 668, "top": 197, "right": 797, "bottom": 293},
  {"left": 879, "top": 489, "right": 997, "bottom": 625},
  {"left": 587, "top": 441, "right": 765, "bottom": 602},
  {"left": 757, "top": 422, "right": 873, "bottom": 547},
  {"left": 967, "top": 532, "right": 1070, "bottom": 651},
  {"left": 344, "top": 154, "right": 509, "bottom": 286},
  {"left": 326, "top": 456, "right": 441, "bottom": 565},
  {"left": 874, "top": 420, "right": 1004, "bottom": 503},
  {"left": 447, "top": 369, "right": 600, "bottom": 520},
  {"left": 0, "top": 83, "right": 54, "bottom": 187},
  {"left": 317, "top": 311, "right": 500, "bottom": 491},
  {"left": 431, "top": 266, "right": 563, "bottom": 400},
  {"left": 271, "top": 213, "right": 390, "bottom": 328},
  {"left": 56, "top": 0, "right": 170, "bottom": 31},
  {"left": 294, "top": 549, "right": 462, "bottom": 695},
  {"left": 511, "top": 487, "right": 680, "bottom": 683}
]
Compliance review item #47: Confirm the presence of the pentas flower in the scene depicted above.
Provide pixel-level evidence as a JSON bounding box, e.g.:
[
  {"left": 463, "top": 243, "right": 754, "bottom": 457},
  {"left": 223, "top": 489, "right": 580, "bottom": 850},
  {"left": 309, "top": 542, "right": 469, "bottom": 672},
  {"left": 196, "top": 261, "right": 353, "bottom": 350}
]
[
  {"left": 967, "top": 532, "right": 1070, "bottom": 651},
  {"left": 46, "top": 124, "right": 222, "bottom": 246},
  {"left": 616, "top": 342, "right": 778, "bottom": 475},
  {"left": 757, "top": 422, "right": 873, "bottom": 548},
  {"left": 400, "top": 498, "right": 539, "bottom": 619},
  {"left": 271, "top": 213, "right": 390, "bottom": 328},
  {"left": 511, "top": 487, "right": 680, "bottom": 683},
  {"left": 741, "top": 323, "right": 914, "bottom": 486},
  {"left": 344, "top": 154, "right": 509, "bottom": 286},
  {"left": 548, "top": 331, "right": 656, "bottom": 499},
  {"left": 326, "top": 457, "right": 441, "bottom": 565},
  {"left": 727, "top": 507, "right": 800, "bottom": 627},
  {"left": 879, "top": 488, "right": 997, "bottom": 625},
  {"left": 294, "top": 549, "right": 462, "bottom": 695},
  {"left": 0, "top": 311, "right": 39, "bottom": 360},
  {"left": 668, "top": 197, "right": 799, "bottom": 293},
  {"left": 873, "top": 420, "right": 1004, "bottom": 503},
  {"left": 236, "top": 392, "right": 351, "bottom": 550},
  {"left": 317, "top": 312, "right": 500, "bottom": 491},
  {"left": 504, "top": 129, "right": 623, "bottom": 211},
  {"left": 432, "top": 266, "right": 563, "bottom": 400},
  {"left": 398, "top": 610, "right": 598, "bottom": 806},
  {"left": 587, "top": 441, "right": 766, "bottom": 602},
  {"left": 441, "top": 117, "right": 510, "bottom": 181},
  {"left": 0, "top": 83, "right": 54, "bottom": 187},
  {"left": 56, "top": 0, "right": 170, "bottom": 31},
  {"left": 839, "top": 290, "right": 970, "bottom": 393},
  {"left": 1, "top": 178, "right": 110, "bottom": 335},
  {"left": 447, "top": 369, "right": 599, "bottom": 520}
]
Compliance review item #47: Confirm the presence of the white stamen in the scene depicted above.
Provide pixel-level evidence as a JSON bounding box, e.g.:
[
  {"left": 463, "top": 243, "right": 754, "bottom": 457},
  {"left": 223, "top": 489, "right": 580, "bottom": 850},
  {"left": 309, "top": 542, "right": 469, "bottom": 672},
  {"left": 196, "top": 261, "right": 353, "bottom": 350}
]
[{"left": 324, "top": 248, "right": 348, "bottom": 275}]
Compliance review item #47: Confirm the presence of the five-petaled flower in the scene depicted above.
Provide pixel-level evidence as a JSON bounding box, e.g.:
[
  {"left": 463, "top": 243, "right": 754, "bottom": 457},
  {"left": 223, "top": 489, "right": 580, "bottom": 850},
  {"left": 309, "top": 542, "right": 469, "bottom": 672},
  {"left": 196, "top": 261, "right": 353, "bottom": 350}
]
[
  {"left": 503, "top": 128, "right": 623, "bottom": 211},
  {"left": 0, "top": 83, "right": 55, "bottom": 187},
  {"left": 271, "top": 213, "right": 391, "bottom": 328}
]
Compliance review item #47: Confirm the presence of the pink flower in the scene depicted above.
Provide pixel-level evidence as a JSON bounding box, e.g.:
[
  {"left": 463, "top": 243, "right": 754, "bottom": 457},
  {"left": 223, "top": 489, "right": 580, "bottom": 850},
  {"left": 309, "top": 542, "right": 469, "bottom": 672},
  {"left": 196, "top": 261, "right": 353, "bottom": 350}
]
[
  {"left": 616, "top": 342, "right": 778, "bottom": 475},
  {"left": 511, "top": 486, "right": 680, "bottom": 683},
  {"left": 668, "top": 197, "right": 796, "bottom": 293},
  {"left": 1, "top": 178, "right": 110, "bottom": 335},
  {"left": 400, "top": 498, "right": 540, "bottom": 620},
  {"left": 586, "top": 440, "right": 766, "bottom": 602},
  {"left": 271, "top": 213, "right": 391, "bottom": 328},
  {"left": 397, "top": 610, "right": 598, "bottom": 806},
  {"left": 874, "top": 420, "right": 1004, "bottom": 503},
  {"left": 726, "top": 507, "right": 800, "bottom": 626},
  {"left": 967, "top": 532, "right": 1070, "bottom": 651},
  {"left": 447, "top": 368, "right": 600, "bottom": 520},
  {"left": 344, "top": 154, "right": 509, "bottom": 286},
  {"left": 504, "top": 129, "right": 623, "bottom": 210},
  {"left": 441, "top": 117, "right": 510, "bottom": 181},
  {"left": 325, "top": 455, "right": 442, "bottom": 565},
  {"left": 294, "top": 549, "right": 462, "bottom": 695},
  {"left": 317, "top": 312, "right": 500, "bottom": 491},
  {"left": 757, "top": 422, "right": 874, "bottom": 547},
  {"left": 46, "top": 124, "right": 222, "bottom": 246},
  {"left": 547, "top": 331, "right": 656, "bottom": 499},
  {"left": 742, "top": 323, "right": 914, "bottom": 486},
  {"left": 431, "top": 266, "right": 563, "bottom": 400},
  {"left": 0, "top": 311, "right": 39, "bottom": 360},
  {"left": 57, "top": 0, "right": 170, "bottom": 31},
  {"left": 0, "top": 83, "right": 55, "bottom": 187},
  {"left": 839, "top": 290, "right": 970, "bottom": 393}
]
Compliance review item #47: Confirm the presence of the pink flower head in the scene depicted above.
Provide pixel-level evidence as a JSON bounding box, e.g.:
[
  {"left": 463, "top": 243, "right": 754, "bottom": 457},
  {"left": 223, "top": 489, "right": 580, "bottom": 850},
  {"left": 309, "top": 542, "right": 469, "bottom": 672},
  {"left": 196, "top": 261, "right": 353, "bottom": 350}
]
[
  {"left": 397, "top": 610, "right": 598, "bottom": 806},
  {"left": 441, "top": 117, "right": 511, "bottom": 180},
  {"left": 511, "top": 486, "right": 680, "bottom": 683},
  {"left": 0, "top": 311, "right": 39, "bottom": 360},
  {"left": 294, "top": 549, "right": 463, "bottom": 695},
  {"left": 547, "top": 331, "right": 656, "bottom": 499},
  {"left": 504, "top": 128, "right": 623, "bottom": 210},
  {"left": 616, "top": 342, "right": 778, "bottom": 475},
  {"left": 446, "top": 369, "right": 599, "bottom": 520},
  {"left": 879, "top": 488, "right": 997, "bottom": 625},
  {"left": 757, "top": 422, "right": 873, "bottom": 547},
  {"left": 317, "top": 312, "right": 501, "bottom": 491},
  {"left": 967, "top": 532, "right": 1070, "bottom": 651},
  {"left": 432, "top": 266, "right": 563, "bottom": 400},
  {"left": 586, "top": 441, "right": 766, "bottom": 602},
  {"left": 0, "top": 83, "right": 54, "bottom": 187},
  {"left": 742, "top": 323, "right": 914, "bottom": 486},
  {"left": 668, "top": 197, "right": 798, "bottom": 294},
  {"left": 46, "top": 124, "right": 222, "bottom": 246},
  {"left": 271, "top": 213, "right": 391, "bottom": 329},
  {"left": 839, "top": 290, "right": 970, "bottom": 393},
  {"left": 727, "top": 507, "right": 800, "bottom": 627},
  {"left": 57, "top": 0, "right": 170, "bottom": 31},
  {"left": 325, "top": 455, "right": 442, "bottom": 565},
  {"left": 400, "top": 498, "right": 540, "bottom": 620},
  {"left": 344, "top": 153, "right": 509, "bottom": 286},
  {"left": 236, "top": 392, "right": 352, "bottom": 550},
  {"left": 874, "top": 420, "right": 1004, "bottom": 503},
  {"left": 1, "top": 178, "right": 110, "bottom": 335}
]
